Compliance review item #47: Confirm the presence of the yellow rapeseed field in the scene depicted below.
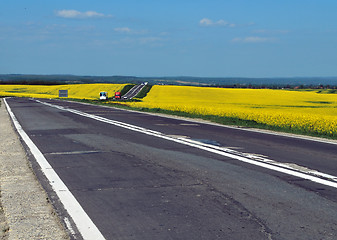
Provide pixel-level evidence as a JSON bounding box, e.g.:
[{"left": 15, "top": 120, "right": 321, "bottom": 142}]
[
  {"left": 2, "top": 83, "right": 336, "bottom": 137},
  {"left": 126, "top": 86, "right": 337, "bottom": 137},
  {"left": 0, "top": 84, "right": 126, "bottom": 100}
]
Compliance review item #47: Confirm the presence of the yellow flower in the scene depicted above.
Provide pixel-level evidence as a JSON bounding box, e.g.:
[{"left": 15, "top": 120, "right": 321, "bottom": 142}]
[
  {"left": 124, "top": 86, "right": 337, "bottom": 137},
  {"left": 0, "top": 84, "right": 126, "bottom": 100}
]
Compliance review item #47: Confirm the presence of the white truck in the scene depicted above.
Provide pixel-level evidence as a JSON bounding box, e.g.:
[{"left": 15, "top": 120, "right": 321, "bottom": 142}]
[{"left": 99, "top": 91, "right": 108, "bottom": 100}]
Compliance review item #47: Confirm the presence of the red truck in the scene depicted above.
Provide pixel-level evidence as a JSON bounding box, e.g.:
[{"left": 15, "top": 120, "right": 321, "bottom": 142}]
[{"left": 115, "top": 92, "right": 121, "bottom": 99}]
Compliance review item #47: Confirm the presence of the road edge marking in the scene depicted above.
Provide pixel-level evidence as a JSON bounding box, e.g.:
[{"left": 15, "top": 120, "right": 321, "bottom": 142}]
[
  {"left": 37, "top": 99, "right": 337, "bottom": 189},
  {"left": 57, "top": 98, "right": 337, "bottom": 146},
  {"left": 4, "top": 98, "right": 106, "bottom": 240}
]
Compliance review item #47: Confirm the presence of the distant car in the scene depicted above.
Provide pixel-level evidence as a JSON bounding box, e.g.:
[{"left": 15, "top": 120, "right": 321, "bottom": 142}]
[
  {"left": 115, "top": 92, "right": 122, "bottom": 99},
  {"left": 99, "top": 92, "right": 108, "bottom": 100}
]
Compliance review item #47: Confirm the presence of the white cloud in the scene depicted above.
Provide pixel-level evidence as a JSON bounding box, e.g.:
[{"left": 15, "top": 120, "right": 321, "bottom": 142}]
[
  {"left": 200, "top": 18, "right": 213, "bottom": 26},
  {"left": 253, "top": 29, "right": 289, "bottom": 34},
  {"left": 159, "top": 32, "right": 169, "bottom": 36},
  {"left": 114, "top": 27, "right": 148, "bottom": 35},
  {"left": 56, "top": 10, "right": 111, "bottom": 19},
  {"left": 232, "top": 36, "right": 276, "bottom": 43},
  {"left": 139, "top": 37, "right": 162, "bottom": 44},
  {"left": 200, "top": 18, "right": 235, "bottom": 27},
  {"left": 114, "top": 27, "right": 131, "bottom": 33}
]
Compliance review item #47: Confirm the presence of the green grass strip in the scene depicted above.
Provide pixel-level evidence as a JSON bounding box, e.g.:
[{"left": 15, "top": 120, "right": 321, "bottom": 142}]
[
  {"left": 2, "top": 95, "right": 335, "bottom": 140},
  {"left": 57, "top": 98, "right": 337, "bottom": 140}
]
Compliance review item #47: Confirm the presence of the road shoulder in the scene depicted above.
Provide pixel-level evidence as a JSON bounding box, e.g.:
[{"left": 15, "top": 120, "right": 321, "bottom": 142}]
[{"left": 0, "top": 99, "right": 69, "bottom": 240}]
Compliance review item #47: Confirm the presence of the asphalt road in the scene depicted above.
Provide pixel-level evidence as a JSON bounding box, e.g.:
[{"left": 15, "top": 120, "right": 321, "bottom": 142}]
[
  {"left": 5, "top": 97, "right": 337, "bottom": 240},
  {"left": 122, "top": 84, "right": 145, "bottom": 99}
]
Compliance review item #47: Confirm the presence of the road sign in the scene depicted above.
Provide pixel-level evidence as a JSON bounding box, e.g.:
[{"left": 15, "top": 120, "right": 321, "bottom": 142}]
[{"left": 59, "top": 90, "right": 68, "bottom": 98}]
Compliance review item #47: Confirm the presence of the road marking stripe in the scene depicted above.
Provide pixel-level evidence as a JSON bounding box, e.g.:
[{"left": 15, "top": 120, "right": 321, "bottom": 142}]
[
  {"left": 59, "top": 97, "right": 337, "bottom": 146},
  {"left": 179, "top": 123, "right": 200, "bottom": 126},
  {"left": 180, "top": 138, "right": 337, "bottom": 183},
  {"left": 4, "top": 99, "right": 106, "bottom": 240},
  {"left": 47, "top": 150, "right": 102, "bottom": 155},
  {"left": 36, "top": 99, "right": 337, "bottom": 189}
]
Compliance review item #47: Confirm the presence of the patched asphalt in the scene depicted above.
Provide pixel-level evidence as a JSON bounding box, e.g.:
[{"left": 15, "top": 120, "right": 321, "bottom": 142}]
[{"left": 4, "top": 97, "right": 337, "bottom": 240}]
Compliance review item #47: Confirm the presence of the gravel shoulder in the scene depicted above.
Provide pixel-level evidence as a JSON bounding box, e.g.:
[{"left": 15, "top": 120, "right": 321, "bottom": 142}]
[{"left": 0, "top": 99, "right": 69, "bottom": 240}]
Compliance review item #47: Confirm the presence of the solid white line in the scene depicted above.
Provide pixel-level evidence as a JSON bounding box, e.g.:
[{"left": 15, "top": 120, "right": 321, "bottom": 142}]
[
  {"left": 133, "top": 110, "right": 337, "bottom": 146},
  {"left": 4, "top": 98, "right": 106, "bottom": 240},
  {"left": 36, "top": 99, "right": 337, "bottom": 189},
  {"left": 179, "top": 138, "right": 337, "bottom": 182},
  {"left": 57, "top": 98, "right": 337, "bottom": 146}
]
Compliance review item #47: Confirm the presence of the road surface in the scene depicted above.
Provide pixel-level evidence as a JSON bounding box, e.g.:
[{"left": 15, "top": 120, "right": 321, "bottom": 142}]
[
  {"left": 122, "top": 84, "right": 145, "bottom": 99},
  {"left": 5, "top": 97, "right": 337, "bottom": 240}
]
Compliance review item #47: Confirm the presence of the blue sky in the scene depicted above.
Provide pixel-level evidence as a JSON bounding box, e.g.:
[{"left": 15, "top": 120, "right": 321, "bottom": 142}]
[{"left": 1, "top": 0, "right": 337, "bottom": 77}]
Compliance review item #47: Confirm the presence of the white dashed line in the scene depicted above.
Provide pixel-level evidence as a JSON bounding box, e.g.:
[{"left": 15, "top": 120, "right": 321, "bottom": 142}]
[{"left": 36, "top": 99, "right": 337, "bottom": 189}]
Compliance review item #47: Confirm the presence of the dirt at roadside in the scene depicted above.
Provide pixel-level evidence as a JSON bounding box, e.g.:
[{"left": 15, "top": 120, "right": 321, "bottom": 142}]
[
  {"left": 0, "top": 100, "right": 9, "bottom": 240},
  {"left": 0, "top": 99, "right": 69, "bottom": 240},
  {"left": 0, "top": 194, "right": 9, "bottom": 239}
]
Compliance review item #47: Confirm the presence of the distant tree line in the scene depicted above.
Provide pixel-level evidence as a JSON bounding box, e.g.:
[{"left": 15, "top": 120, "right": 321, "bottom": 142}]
[
  {"left": 1, "top": 74, "right": 337, "bottom": 88},
  {"left": 0, "top": 80, "right": 64, "bottom": 85},
  {"left": 203, "top": 84, "right": 337, "bottom": 89}
]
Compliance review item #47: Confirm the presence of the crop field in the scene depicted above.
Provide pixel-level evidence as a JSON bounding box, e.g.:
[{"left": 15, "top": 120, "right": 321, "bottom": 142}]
[
  {"left": 1, "top": 83, "right": 336, "bottom": 138},
  {"left": 0, "top": 84, "right": 126, "bottom": 100},
  {"left": 124, "top": 86, "right": 337, "bottom": 138}
]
